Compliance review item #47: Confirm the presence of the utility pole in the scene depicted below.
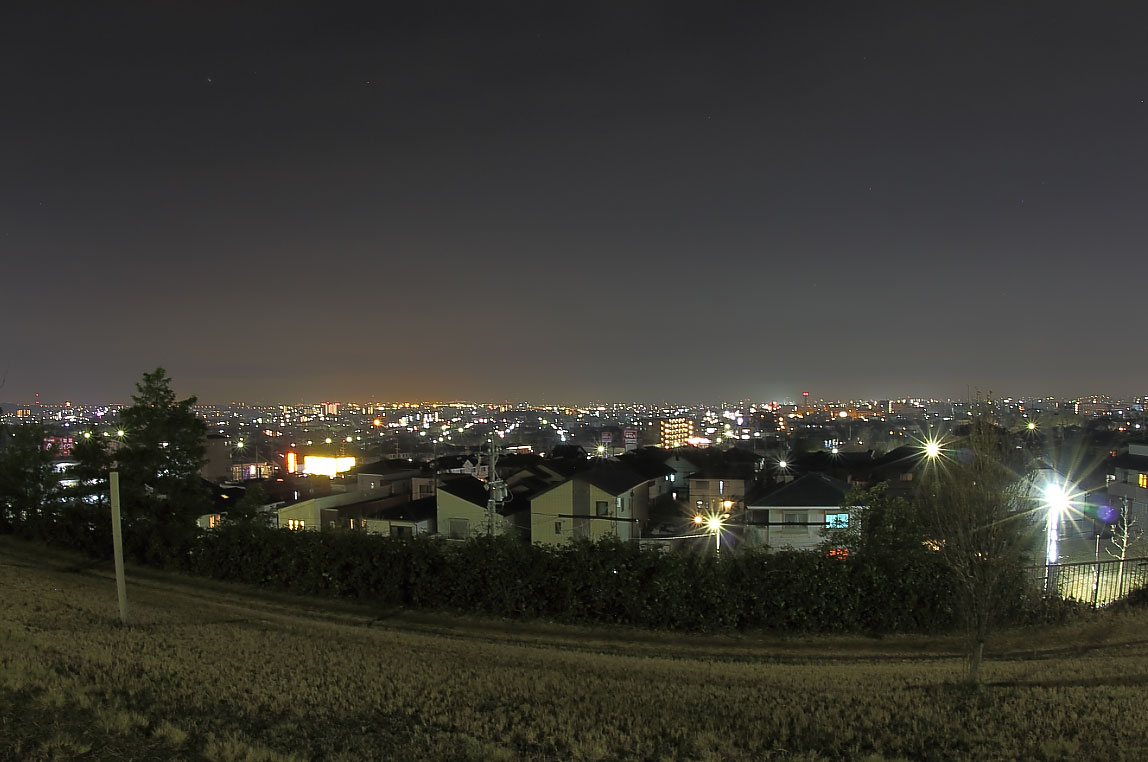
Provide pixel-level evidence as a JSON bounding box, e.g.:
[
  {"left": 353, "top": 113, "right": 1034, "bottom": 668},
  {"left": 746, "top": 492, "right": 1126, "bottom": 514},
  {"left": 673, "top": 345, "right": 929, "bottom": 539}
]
[{"left": 485, "top": 436, "right": 507, "bottom": 535}]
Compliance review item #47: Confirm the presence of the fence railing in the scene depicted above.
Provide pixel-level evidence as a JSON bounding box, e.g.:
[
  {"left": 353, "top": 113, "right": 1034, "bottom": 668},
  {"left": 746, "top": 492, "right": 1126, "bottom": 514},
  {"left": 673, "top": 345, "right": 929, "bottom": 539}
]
[{"left": 1026, "top": 556, "right": 1148, "bottom": 607}]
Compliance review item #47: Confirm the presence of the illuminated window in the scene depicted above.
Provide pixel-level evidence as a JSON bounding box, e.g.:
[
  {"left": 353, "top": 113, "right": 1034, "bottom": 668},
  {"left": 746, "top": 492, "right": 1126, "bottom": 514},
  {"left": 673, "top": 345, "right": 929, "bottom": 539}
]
[
  {"left": 825, "top": 512, "right": 849, "bottom": 529},
  {"left": 208, "top": 514, "right": 222, "bottom": 529},
  {"left": 1139, "top": 473, "right": 1147, "bottom": 489},
  {"left": 286, "top": 519, "right": 306, "bottom": 531}
]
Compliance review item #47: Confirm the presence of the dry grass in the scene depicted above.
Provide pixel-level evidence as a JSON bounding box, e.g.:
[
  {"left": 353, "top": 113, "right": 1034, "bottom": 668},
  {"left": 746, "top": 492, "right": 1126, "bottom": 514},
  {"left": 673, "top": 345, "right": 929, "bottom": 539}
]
[{"left": 3, "top": 536, "right": 1148, "bottom": 761}]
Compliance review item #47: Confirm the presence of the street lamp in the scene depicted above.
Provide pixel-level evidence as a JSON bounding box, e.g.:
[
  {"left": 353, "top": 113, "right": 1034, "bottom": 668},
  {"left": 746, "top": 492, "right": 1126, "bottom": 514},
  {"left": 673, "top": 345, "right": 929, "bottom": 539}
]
[
  {"left": 707, "top": 515, "right": 723, "bottom": 552},
  {"left": 1043, "top": 481, "right": 1070, "bottom": 569},
  {"left": 695, "top": 513, "right": 725, "bottom": 553},
  {"left": 1039, "top": 474, "right": 1079, "bottom": 594}
]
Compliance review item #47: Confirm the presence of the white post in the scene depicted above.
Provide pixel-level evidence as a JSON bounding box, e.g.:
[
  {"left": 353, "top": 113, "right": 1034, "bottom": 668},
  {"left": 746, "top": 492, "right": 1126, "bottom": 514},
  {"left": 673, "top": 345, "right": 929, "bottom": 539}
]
[{"left": 109, "top": 471, "right": 128, "bottom": 624}]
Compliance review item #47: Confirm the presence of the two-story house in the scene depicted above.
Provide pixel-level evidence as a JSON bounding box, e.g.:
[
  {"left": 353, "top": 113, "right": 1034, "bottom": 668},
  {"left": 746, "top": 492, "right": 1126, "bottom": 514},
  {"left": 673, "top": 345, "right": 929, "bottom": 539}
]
[
  {"left": 530, "top": 461, "right": 653, "bottom": 545},
  {"left": 744, "top": 473, "right": 851, "bottom": 550},
  {"left": 1109, "top": 443, "right": 1148, "bottom": 527},
  {"left": 688, "top": 473, "right": 751, "bottom": 520},
  {"left": 436, "top": 473, "right": 529, "bottom": 540}
]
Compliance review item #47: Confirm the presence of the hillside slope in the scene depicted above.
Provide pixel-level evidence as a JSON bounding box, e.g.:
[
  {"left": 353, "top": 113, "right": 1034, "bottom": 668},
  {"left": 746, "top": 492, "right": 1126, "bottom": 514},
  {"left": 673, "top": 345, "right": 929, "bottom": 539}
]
[{"left": 3, "top": 537, "right": 1147, "bottom": 762}]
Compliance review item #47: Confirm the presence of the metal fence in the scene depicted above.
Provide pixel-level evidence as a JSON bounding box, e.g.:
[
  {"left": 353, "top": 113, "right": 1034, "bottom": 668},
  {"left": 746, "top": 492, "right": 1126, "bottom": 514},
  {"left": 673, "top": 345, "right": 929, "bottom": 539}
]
[{"left": 1027, "top": 556, "right": 1148, "bottom": 607}]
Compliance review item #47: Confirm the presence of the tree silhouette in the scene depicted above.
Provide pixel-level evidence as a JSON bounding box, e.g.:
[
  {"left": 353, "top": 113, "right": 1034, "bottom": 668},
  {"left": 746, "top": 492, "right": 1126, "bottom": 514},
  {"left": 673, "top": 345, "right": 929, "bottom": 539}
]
[
  {"left": 922, "top": 414, "right": 1035, "bottom": 683},
  {"left": 0, "top": 423, "right": 59, "bottom": 533},
  {"left": 116, "top": 368, "right": 209, "bottom": 563}
]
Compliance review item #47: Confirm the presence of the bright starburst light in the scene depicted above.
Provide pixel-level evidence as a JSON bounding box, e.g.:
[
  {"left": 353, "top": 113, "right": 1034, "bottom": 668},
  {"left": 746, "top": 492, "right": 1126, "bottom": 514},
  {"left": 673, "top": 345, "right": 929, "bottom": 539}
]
[{"left": 1043, "top": 482, "right": 1070, "bottom": 515}]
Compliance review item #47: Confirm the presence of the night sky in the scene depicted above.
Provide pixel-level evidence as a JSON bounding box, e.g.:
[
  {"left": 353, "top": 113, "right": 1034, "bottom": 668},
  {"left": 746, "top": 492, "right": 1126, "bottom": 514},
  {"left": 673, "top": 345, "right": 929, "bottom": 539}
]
[{"left": 4, "top": 2, "right": 1147, "bottom": 404}]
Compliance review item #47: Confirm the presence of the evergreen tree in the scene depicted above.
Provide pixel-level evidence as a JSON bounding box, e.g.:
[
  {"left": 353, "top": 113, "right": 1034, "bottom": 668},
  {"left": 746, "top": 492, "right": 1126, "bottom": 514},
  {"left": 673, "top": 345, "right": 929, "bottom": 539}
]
[
  {"left": 68, "top": 433, "right": 114, "bottom": 509},
  {"left": 0, "top": 424, "right": 60, "bottom": 533},
  {"left": 116, "top": 368, "right": 209, "bottom": 562},
  {"left": 825, "top": 482, "right": 931, "bottom": 558},
  {"left": 223, "top": 482, "right": 273, "bottom": 526}
]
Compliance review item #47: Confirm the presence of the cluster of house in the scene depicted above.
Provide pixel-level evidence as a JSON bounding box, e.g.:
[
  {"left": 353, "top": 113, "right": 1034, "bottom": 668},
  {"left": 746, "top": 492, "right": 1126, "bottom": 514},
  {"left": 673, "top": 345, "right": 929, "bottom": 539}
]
[{"left": 200, "top": 445, "right": 940, "bottom": 551}]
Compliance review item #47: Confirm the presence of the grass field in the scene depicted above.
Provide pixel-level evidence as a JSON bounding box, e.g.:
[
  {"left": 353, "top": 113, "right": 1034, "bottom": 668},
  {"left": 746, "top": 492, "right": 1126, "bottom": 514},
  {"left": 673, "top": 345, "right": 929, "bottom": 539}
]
[{"left": 3, "top": 537, "right": 1148, "bottom": 762}]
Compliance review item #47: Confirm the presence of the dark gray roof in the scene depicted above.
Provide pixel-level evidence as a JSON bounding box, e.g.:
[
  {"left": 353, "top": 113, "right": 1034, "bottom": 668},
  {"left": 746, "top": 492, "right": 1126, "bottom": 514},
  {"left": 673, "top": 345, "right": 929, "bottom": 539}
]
[
  {"left": 613, "top": 451, "right": 674, "bottom": 480},
  {"left": 581, "top": 461, "right": 649, "bottom": 495},
  {"left": 367, "top": 496, "right": 437, "bottom": 523},
  {"left": 437, "top": 474, "right": 530, "bottom": 516},
  {"left": 349, "top": 458, "right": 420, "bottom": 476},
  {"left": 531, "top": 461, "right": 650, "bottom": 499},
  {"left": 436, "top": 474, "right": 489, "bottom": 507},
  {"left": 750, "top": 473, "right": 850, "bottom": 508}
]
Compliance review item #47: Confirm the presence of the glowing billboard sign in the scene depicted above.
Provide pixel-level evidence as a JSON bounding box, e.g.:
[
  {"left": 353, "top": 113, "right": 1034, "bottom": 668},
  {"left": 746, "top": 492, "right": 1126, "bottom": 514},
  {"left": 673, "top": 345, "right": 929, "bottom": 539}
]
[{"left": 302, "top": 455, "right": 356, "bottom": 477}]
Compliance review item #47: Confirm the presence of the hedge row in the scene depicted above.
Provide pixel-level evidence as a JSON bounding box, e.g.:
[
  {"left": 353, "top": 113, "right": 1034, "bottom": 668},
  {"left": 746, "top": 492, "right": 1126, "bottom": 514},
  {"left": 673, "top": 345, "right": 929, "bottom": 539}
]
[
  {"left": 185, "top": 525, "right": 966, "bottom": 632},
  {"left": 9, "top": 510, "right": 972, "bottom": 633}
]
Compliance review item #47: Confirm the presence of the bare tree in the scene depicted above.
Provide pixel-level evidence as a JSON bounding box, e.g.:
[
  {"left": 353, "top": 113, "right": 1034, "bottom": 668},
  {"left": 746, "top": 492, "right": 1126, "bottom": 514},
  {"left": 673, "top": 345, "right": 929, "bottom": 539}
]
[
  {"left": 923, "top": 414, "right": 1035, "bottom": 684},
  {"left": 1108, "top": 497, "right": 1143, "bottom": 597}
]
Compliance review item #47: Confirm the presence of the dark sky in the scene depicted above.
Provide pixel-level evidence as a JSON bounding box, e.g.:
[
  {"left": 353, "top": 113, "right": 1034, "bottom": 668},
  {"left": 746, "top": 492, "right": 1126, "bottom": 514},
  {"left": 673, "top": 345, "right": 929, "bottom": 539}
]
[{"left": 4, "top": 2, "right": 1147, "bottom": 404}]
